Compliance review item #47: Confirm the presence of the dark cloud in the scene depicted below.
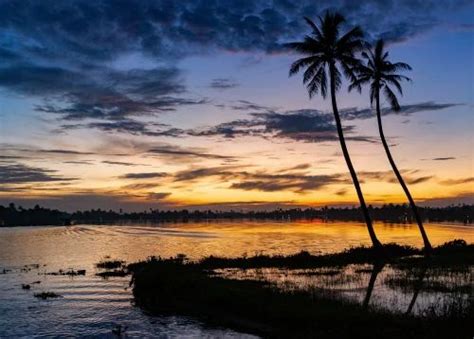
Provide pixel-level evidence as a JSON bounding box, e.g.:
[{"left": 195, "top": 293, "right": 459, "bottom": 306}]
[
  {"left": 120, "top": 172, "right": 168, "bottom": 179},
  {"left": 228, "top": 100, "right": 272, "bottom": 111},
  {"left": 278, "top": 163, "right": 312, "bottom": 172},
  {"left": 229, "top": 172, "right": 346, "bottom": 193},
  {"left": 439, "top": 177, "right": 474, "bottom": 185},
  {"left": 122, "top": 183, "right": 160, "bottom": 190},
  {"left": 29, "top": 66, "right": 208, "bottom": 121},
  {"left": 174, "top": 166, "right": 239, "bottom": 182},
  {"left": 173, "top": 165, "right": 349, "bottom": 193},
  {"left": 147, "top": 192, "right": 172, "bottom": 200},
  {"left": 36, "top": 149, "right": 96, "bottom": 155},
  {"left": 209, "top": 78, "right": 239, "bottom": 90},
  {"left": 63, "top": 160, "right": 93, "bottom": 165},
  {"left": 147, "top": 146, "right": 236, "bottom": 160},
  {"left": 0, "top": 163, "right": 76, "bottom": 184},
  {"left": 188, "top": 109, "right": 378, "bottom": 143},
  {"left": 335, "top": 188, "right": 348, "bottom": 196},
  {"left": 0, "top": 0, "right": 466, "bottom": 64},
  {"left": 421, "top": 157, "right": 456, "bottom": 161},
  {"left": 359, "top": 170, "right": 433, "bottom": 185},
  {"left": 341, "top": 102, "right": 462, "bottom": 120},
  {"left": 102, "top": 161, "right": 140, "bottom": 167},
  {"left": 0, "top": 0, "right": 468, "bottom": 130},
  {"left": 62, "top": 119, "right": 187, "bottom": 137}
]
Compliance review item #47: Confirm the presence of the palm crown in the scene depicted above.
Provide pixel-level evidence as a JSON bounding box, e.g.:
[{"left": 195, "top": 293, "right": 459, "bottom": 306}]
[
  {"left": 349, "top": 39, "right": 412, "bottom": 111},
  {"left": 287, "top": 12, "right": 365, "bottom": 98}
]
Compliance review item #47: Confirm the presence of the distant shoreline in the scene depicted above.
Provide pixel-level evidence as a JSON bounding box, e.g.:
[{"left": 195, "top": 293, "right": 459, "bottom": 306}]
[
  {"left": 0, "top": 204, "right": 474, "bottom": 227},
  {"left": 1, "top": 203, "right": 472, "bottom": 227}
]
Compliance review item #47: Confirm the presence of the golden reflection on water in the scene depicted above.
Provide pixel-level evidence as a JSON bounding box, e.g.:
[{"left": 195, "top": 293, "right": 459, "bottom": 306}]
[{"left": 1, "top": 221, "right": 472, "bottom": 267}]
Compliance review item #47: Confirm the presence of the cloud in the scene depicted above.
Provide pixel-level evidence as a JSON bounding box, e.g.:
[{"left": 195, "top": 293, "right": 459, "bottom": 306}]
[
  {"left": 1, "top": 0, "right": 467, "bottom": 64},
  {"left": 278, "top": 163, "right": 312, "bottom": 172},
  {"left": 173, "top": 165, "right": 349, "bottom": 193},
  {"left": 188, "top": 109, "right": 378, "bottom": 143},
  {"left": 122, "top": 183, "right": 160, "bottom": 190},
  {"left": 102, "top": 160, "right": 139, "bottom": 167},
  {"left": 0, "top": 163, "right": 77, "bottom": 184},
  {"left": 0, "top": 1, "right": 468, "bottom": 134},
  {"left": 147, "top": 192, "right": 172, "bottom": 200},
  {"left": 29, "top": 66, "right": 208, "bottom": 121},
  {"left": 229, "top": 172, "right": 346, "bottom": 193},
  {"left": 120, "top": 172, "right": 168, "bottom": 179},
  {"left": 147, "top": 146, "right": 236, "bottom": 161},
  {"left": 341, "top": 102, "right": 462, "bottom": 120},
  {"left": 359, "top": 170, "right": 433, "bottom": 185},
  {"left": 61, "top": 119, "right": 187, "bottom": 137},
  {"left": 63, "top": 161, "right": 94, "bottom": 165},
  {"left": 209, "top": 78, "right": 239, "bottom": 90},
  {"left": 439, "top": 177, "right": 474, "bottom": 185},
  {"left": 335, "top": 188, "right": 348, "bottom": 196},
  {"left": 227, "top": 100, "right": 272, "bottom": 111},
  {"left": 421, "top": 157, "right": 456, "bottom": 161}
]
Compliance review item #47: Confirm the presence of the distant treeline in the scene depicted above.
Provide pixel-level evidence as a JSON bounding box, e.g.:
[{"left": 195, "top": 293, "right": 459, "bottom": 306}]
[{"left": 0, "top": 203, "right": 472, "bottom": 227}]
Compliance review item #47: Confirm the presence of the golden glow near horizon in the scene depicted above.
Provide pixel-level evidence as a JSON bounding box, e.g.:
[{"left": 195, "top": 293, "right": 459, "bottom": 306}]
[{"left": 2, "top": 124, "right": 472, "bottom": 210}]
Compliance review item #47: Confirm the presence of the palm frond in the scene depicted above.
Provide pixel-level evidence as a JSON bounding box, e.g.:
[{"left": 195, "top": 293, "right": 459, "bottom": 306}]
[
  {"left": 384, "top": 77, "right": 404, "bottom": 95},
  {"left": 303, "top": 60, "right": 324, "bottom": 83},
  {"left": 306, "top": 66, "right": 324, "bottom": 98},
  {"left": 303, "top": 16, "right": 323, "bottom": 39},
  {"left": 383, "top": 85, "right": 400, "bottom": 111},
  {"left": 348, "top": 76, "right": 371, "bottom": 93},
  {"left": 289, "top": 56, "right": 321, "bottom": 77},
  {"left": 337, "top": 26, "right": 364, "bottom": 50},
  {"left": 387, "top": 62, "right": 412, "bottom": 72}
]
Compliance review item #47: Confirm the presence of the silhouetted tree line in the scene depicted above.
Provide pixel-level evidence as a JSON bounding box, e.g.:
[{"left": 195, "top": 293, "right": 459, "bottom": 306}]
[{"left": 0, "top": 203, "right": 472, "bottom": 227}]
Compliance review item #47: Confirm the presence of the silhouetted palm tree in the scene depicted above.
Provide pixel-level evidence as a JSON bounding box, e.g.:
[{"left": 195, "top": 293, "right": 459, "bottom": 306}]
[
  {"left": 287, "top": 12, "right": 382, "bottom": 249},
  {"left": 349, "top": 39, "right": 432, "bottom": 252}
]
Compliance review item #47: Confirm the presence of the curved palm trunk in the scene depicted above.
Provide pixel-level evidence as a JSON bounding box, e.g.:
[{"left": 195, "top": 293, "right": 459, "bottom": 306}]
[
  {"left": 375, "top": 89, "right": 432, "bottom": 252},
  {"left": 329, "top": 65, "right": 382, "bottom": 248}
]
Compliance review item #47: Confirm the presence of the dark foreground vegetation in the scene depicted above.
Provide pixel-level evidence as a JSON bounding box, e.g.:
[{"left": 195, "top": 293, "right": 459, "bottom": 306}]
[
  {"left": 1, "top": 203, "right": 472, "bottom": 226},
  {"left": 129, "top": 240, "right": 473, "bottom": 338}
]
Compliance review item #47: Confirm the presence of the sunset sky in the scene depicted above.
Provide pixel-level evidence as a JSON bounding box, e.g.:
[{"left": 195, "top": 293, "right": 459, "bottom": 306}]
[{"left": 0, "top": 0, "right": 473, "bottom": 211}]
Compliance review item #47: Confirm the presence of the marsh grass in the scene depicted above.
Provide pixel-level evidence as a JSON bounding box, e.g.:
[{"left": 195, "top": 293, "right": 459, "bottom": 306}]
[
  {"left": 96, "top": 260, "right": 125, "bottom": 269},
  {"left": 34, "top": 291, "right": 62, "bottom": 300},
  {"left": 95, "top": 258, "right": 128, "bottom": 278},
  {"left": 129, "top": 240, "right": 473, "bottom": 338}
]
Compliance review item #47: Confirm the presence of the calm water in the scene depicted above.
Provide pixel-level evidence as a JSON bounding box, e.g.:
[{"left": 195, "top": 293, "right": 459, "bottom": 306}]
[{"left": 0, "top": 220, "right": 472, "bottom": 337}]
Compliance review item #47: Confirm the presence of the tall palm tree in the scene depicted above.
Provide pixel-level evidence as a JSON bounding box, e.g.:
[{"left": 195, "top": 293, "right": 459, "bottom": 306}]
[
  {"left": 287, "top": 12, "right": 382, "bottom": 249},
  {"left": 349, "top": 39, "right": 432, "bottom": 252}
]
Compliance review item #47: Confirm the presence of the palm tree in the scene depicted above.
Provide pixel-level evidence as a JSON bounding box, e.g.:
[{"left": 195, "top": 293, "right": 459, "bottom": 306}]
[
  {"left": 349, "top": 39, "right": 432, "bottom": 252},
  {"left": 287, "top": 12, "right": 382, "bottom": 249}
]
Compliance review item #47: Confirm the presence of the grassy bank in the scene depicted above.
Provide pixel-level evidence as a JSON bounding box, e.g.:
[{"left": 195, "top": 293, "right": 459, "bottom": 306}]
[{"left": 129, "top": 241, "right": 473, "bottom": 338}]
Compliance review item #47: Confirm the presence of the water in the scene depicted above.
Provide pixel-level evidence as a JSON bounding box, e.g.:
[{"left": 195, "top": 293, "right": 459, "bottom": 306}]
[{"left": 0, "top": 220, "right": 472, "bottom": 337}]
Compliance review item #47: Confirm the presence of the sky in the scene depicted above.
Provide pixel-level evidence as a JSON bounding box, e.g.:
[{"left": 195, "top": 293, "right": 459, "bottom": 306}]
[{"left": 0, "top": 0, "right": 473, "bottom": 211}]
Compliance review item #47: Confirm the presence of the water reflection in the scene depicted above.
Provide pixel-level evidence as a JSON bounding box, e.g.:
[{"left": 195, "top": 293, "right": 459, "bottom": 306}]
[
  {"left": 0, "top": 221, "right": 472, "bottom": 336},
  {"left": 212, "top": 263, "right": 471, "bottom": 316}
]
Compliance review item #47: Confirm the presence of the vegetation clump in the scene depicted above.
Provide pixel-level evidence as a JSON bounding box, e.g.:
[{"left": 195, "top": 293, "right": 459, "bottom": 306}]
[
  {"left": 34, "top": 291, "right": 62, "bottom": 300},
  {"left": 96, "top": 269, "right": 128, "bottom": 278},
  {"left": 41, "top": 269, "right": 86, "bottom": 276},
  {"left": 129, "top": 241, "right": 473, "bottom": 338},
  {"left": 96, "top": 260, "right": 125, "bottom": 269}
]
